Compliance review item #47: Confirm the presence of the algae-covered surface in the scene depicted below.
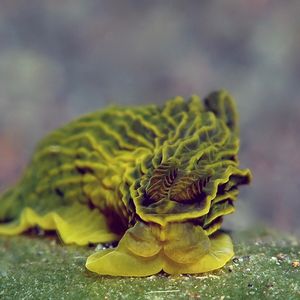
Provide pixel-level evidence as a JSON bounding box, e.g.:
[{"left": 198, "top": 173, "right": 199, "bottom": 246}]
[{"left": 0, "top": 229, "right": 299, "bottom": 300}]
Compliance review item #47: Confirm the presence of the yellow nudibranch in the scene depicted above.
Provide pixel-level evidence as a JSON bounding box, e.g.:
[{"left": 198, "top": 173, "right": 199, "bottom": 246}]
[{"left": 0, "top": 90, "right": 251, "bottom": 276}]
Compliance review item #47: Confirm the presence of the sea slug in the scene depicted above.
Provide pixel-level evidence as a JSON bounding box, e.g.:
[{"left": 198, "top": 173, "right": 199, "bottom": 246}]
[{"left": 0, "top": 90, "right": 252, "bottom": 276}]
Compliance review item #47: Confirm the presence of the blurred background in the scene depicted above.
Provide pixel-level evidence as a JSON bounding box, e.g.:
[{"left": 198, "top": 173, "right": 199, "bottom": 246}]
[{"left": 0, "top": 1, "right": 299, "bottom": 235}]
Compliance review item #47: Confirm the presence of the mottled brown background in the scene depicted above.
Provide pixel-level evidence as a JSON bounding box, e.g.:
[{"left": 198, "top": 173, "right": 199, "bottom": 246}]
[{"left": 0, "top": 1, "right": 299, "bottom": 235}]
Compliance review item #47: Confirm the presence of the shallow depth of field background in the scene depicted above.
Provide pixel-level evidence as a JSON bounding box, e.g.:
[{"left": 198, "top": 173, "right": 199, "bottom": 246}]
[{"left": 0, "top": 1, "right": 299, "bottom": 235}]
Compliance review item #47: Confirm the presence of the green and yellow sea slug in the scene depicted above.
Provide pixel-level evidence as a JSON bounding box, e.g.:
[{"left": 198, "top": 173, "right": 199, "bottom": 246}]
[{"left": 0, "top": 90, "right": 252, "bottom": 276}]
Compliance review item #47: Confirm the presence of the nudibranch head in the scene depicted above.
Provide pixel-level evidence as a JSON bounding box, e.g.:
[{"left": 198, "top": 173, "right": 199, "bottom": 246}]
[{"left": 86, "top": 91, "right": 252, "bottom": 276}]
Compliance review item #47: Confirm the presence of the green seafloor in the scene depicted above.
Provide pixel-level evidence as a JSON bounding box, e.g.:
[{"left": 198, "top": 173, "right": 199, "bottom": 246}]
[{"left": 0, "top": 228, "right": 299, "bottom": 300}]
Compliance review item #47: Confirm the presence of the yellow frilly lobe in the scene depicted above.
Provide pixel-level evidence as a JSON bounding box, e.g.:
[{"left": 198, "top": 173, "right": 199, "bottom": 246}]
[
  {"left": 0, "top": 90, "right": 251, "bottom": 276},
  {"left": 0, "top": 203, "right": 118, "bottom": 245}
]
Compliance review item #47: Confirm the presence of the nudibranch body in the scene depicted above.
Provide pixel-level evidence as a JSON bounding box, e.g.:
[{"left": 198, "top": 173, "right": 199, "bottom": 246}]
[{"left": 0, "top": 90, "right": 251, "bottom": 276}]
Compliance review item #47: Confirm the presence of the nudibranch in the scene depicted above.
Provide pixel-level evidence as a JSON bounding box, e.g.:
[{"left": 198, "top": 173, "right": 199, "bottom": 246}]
[{"left": 0, "top": 90, "right": 251, "bottom": 276}]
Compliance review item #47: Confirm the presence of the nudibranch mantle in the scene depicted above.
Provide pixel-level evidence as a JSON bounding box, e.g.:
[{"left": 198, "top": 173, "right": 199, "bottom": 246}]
[{"left": 0, "top": 90, "right": 252, "bottom": 276}]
